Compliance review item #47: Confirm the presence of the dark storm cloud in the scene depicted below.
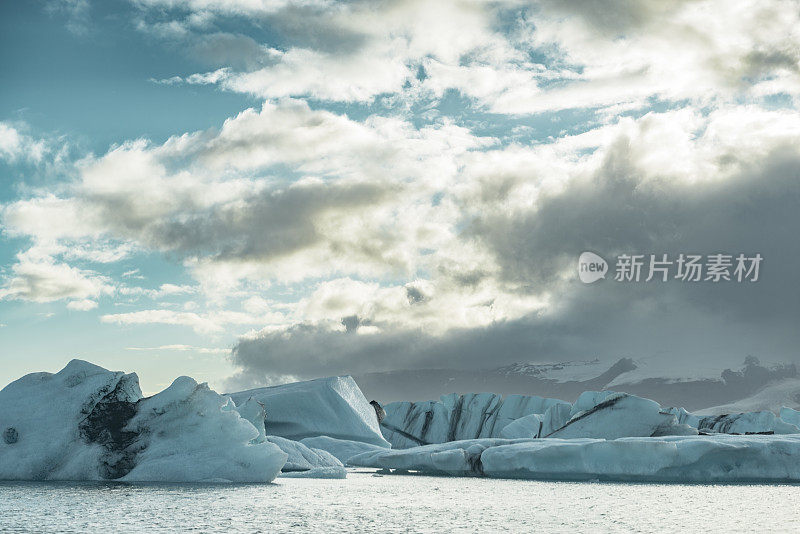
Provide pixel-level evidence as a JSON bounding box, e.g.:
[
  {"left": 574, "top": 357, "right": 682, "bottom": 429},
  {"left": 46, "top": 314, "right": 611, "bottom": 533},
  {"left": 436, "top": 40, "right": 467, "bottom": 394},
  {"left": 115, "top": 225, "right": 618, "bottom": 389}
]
[
  {"left": 140, "top": 180, "right": 396, "bottom": 261},
  {"left": 229, "top": 287, "right": 800, "bottom": 388},
  {"left": 229, "top": 133, "right": 800, "bottom": 385},
  {"left": 229, "top": 318, "right": 573, "bottom": 387},
  {"left": 469, "top": 139, "right": 800, "bottom": 326}
]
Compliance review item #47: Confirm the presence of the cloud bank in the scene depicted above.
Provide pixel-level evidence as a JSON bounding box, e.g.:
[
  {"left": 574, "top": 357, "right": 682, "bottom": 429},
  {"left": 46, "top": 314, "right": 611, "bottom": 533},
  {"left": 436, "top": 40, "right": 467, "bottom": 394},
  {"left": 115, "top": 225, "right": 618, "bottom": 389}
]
[{"left": 2, "top": 0, "right": 799, "bottom": 387}]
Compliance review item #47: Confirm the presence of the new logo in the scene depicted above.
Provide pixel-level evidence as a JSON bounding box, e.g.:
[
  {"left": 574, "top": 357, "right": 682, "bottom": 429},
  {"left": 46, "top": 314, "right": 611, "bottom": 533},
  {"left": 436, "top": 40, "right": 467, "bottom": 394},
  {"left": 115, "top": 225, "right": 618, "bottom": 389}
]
[{"left": 578, "top": 251, "right": 608, "bottom": 284}]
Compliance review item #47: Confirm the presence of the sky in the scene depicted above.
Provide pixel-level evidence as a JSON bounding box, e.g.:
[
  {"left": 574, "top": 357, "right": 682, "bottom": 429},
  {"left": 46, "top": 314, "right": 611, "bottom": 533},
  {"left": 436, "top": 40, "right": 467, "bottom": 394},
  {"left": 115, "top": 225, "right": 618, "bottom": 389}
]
[{"left": 1, "top": 0, "right": 799, "bottom": 395}]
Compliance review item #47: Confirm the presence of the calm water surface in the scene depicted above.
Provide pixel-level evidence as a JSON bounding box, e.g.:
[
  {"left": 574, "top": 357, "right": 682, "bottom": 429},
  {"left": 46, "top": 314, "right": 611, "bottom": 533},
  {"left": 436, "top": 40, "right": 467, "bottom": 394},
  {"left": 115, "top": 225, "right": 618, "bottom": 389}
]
[{"left": 1, "top": 470, "right": 798, "bottom": 533}]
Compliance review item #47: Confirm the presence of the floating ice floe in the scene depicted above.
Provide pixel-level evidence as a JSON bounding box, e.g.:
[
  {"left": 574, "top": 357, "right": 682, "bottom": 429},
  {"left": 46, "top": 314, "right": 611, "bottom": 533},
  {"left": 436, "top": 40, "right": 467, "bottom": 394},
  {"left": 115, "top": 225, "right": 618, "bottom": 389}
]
[
  {"left": 299, "top": 436, "right": 390, "bottom": 465},
  {"left": 266, "top": 436, "right": 346, "bottom": 479},
  {"left": 349, "top": 434, "right": 800, "bottom": 482},
  {"left": 230, "top": 376, "right": 390, "bottom": 448},
  {"left": 0, "top": 360, "right": 287, "bottom": 483}
]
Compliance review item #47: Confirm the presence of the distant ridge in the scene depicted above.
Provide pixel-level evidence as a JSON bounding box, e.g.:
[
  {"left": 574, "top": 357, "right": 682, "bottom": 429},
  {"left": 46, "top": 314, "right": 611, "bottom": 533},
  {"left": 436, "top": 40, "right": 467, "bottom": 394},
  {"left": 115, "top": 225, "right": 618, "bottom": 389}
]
[{"left": 354, "top": 357, "right": 797, "bottom": 412}]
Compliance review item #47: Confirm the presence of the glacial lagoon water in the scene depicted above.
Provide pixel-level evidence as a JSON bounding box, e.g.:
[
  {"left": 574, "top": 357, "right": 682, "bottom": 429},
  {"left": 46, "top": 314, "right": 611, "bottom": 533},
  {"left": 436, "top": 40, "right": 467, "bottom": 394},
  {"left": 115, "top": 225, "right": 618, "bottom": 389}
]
[{"left": 1, "top": 470, "right": 798, "bottom": 533}]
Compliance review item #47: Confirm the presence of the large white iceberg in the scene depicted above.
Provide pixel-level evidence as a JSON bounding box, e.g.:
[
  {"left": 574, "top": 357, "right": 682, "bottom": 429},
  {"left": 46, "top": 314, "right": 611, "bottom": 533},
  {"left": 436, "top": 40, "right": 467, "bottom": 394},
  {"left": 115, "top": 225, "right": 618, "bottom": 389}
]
[
  {"left": 0, "top": 359, "right": 142, "bottom": 481},
  {"left": 0, "top": 360, "right": 287, "bottom": 482},
  {"left": 230, "top": 376, "right": 389, "bottom": 448},
  {"left": 349, "top": 434, "right": 800, "bottom": 482},
  {"left": 123, "top": 376, "right": 287, "bottom": 483}
]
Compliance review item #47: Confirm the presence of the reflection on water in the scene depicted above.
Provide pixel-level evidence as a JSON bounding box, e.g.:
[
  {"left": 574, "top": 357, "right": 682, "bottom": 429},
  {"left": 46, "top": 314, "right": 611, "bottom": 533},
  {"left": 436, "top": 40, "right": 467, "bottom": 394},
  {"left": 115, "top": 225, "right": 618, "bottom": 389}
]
[{"left": 1, "top": 471, "right": 798, "bottom": 533}]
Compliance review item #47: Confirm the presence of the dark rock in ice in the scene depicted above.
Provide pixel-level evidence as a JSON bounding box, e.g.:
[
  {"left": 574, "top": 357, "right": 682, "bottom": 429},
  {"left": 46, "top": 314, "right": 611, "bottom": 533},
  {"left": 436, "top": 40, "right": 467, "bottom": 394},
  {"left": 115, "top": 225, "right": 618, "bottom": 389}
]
[
  {"left": 465, "top": 443, "right": 486, "bottom": 476},
  {"left": 3, "top": 427, "right": 18, "bottom": 444},
  {"left": 370, "top": 400, "right": 386, "bottom": 423},
  {"left": 78, "top": 374, "right": 142, "bottom": 479}
]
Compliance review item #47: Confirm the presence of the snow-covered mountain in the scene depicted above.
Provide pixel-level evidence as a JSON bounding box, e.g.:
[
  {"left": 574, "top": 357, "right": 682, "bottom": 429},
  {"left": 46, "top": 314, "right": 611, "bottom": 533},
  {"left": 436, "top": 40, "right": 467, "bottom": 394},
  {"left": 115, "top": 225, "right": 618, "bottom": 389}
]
[
  {"left": 355, "top": 357, "right": 798, "bottom": 412},
  {"left": 696, "top": 378, "right": 800, "bottom": 415}
]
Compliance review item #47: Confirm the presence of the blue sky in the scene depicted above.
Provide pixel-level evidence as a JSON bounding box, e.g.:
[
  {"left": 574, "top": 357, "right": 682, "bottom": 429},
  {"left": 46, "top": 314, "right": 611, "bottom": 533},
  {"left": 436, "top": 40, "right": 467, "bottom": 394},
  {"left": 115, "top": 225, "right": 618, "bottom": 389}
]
[
  {"left": 0, "top": 0, "right": 260, "bottom": 391},
  {"left": 2, "top": 0, "right": 799, "bottom": 394}
]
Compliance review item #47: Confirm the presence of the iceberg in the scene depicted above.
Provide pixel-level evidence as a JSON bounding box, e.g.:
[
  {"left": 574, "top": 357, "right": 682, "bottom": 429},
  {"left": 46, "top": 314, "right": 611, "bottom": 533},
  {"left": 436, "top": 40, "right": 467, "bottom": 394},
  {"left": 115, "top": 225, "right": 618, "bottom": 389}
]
[
  {"left": 442, "top": 393, "right": 566, "bottom": 439},
  {"left": 122, "top": 376, "right": 287, "bottom": 483},
  {"left": 266, "top": 436, "right": 347, "bottom": 479},
  {"left": 667, "top": 407, "right": 799, "bottom": 434},
  {"left": 482, "top": 435, "right": 800, "bottom": 482},
  {"left": 299, "top": 436, "right": 390, "bottom": 465},
  {"left": 230, "top": 376, "right": 389, "bottom": 448},
  {"left": 499, "top": 414, "right": 543, "bottom": 439},
  {"left": 780, "top": 407, "right": 800, "bottom": 427},
  {"left": 6, "top": 359, "right": 799, "bottom": 484},
  {"left": 548, "top": 392, "right": 696, "bottom": 439},
  {"left": 540, "top": 402, "right": 573, "bottom": 436},
  {"left": 695, "top": 412, "right": 799, "bottom": 435},
  {"left": 0, "top": 360, "right": 287, "bottom": 482},
  {"left": 381, "top": 393, "right": 569, "bottom": 448},
  {"left": 235, "top": 397, "right": 268, "bottom": 442},
  {"left": 349, "top": 434, "right": 800, "bottom": 482},
  {"left": 381, "top": 400, "right": 451, "bottom": 448},
  {"left": 440, "top": 393, "right": 504, "bottom": 440},
  {"left": 0, "top": 359, "right": 142, "bottom": 481},
  {"left": 382, "top": 390, "right": 695, "bottom": 446},
  {"left": 232, "top": 397, "right": 346, "bottom": 478},
  {"left": 350, "top": 438, "right": 528, "bottom": 476},
  {"left": 499, "top": 402, "right": 576, "bottom": 439}
]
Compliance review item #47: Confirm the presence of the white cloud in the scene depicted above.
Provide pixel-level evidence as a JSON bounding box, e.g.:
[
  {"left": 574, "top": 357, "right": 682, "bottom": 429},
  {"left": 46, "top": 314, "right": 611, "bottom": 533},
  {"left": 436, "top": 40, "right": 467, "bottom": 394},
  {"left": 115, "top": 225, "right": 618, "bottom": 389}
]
[
  {"left": 67, "top": 299, "right": 99, "bottom": 311},
  {"left": 2, "top": 100, "right": 494, "bottom": 305},
  {"left": 6, "top": 101, "right": 800, "bottom": 345},
  {"left": 134, "top": 0, "right": 315, "bottom": 17},
  {"left": 4, "top": 1, "right": 800, "bottom": 382},
  {"left": 122, "top": 269, "right": 145, "bottom": 279},
  {"left": 100, "top": 309, "right": 266, "bottom": 334},
  {"left": 130, "top": 0, "right": 800, "bottom": 113},
  {"left": 0, "top": 123, "right": 47, "bottom": 163},
  {"left": 0, "top": 249, "right": 114, "bottom": 304}
]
